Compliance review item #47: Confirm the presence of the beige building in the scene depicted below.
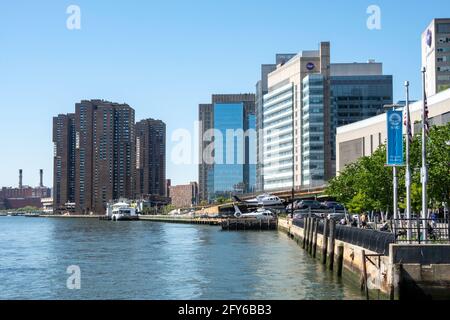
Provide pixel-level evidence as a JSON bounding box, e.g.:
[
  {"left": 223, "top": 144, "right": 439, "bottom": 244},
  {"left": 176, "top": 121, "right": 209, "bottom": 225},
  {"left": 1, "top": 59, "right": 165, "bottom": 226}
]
[
  {"left": 263, "top": 42, "right": 331, "bottom": 190},
  {"left": 422, "top": 18, "right": 450, "bottom": 96},
  {"left": 169, "top": 182, "right": 199, "bottom": 208},
  {"left": 336, "top": 88, "right": 450, "bottom": 174}
]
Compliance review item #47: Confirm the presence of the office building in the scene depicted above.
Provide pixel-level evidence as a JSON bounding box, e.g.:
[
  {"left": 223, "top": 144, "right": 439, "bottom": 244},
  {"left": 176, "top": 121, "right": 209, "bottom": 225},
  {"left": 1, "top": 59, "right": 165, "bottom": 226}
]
[
  {"left": 327, "top": 62, "right": 393, "bottom": 177},
  {"left": 169, "top": 182, "right": 199, "bottom": 208},
  {"left": 262, "top": 42, "right": 393, "bottom": 190},
  {"left": 422, "top": 18, "right": 450, "bottom": 96},
  {"left": 336, "top": 88, "right": 450, "bottom": 173},
  {"left": 135, "top": 118, "right": 166, "bottom": 198},
  {"left": 198, "top": 94, "right": 256, "bottom": 202},
  {"left": 263, "top": 42, "right": 331, "bottom": 191},
  {"left": 255, "top": 54, "right": 296, "bottom": 192}
]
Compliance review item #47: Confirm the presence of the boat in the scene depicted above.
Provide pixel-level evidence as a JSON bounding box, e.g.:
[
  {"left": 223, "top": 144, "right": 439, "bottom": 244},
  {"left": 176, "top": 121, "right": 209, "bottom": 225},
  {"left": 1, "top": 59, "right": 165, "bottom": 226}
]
[
  {"left": 109, "top": 202, "right": 138, "bottom": 221},
  {"left": 24, "top": 212, "right": 41, "bottom": 218}
]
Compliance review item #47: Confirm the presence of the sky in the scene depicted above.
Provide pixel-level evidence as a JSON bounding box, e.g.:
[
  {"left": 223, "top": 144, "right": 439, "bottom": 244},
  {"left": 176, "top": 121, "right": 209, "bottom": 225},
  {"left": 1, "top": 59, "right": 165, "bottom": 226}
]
[{"left": 0, "top": 0, "right": 449, "bottom": 188}]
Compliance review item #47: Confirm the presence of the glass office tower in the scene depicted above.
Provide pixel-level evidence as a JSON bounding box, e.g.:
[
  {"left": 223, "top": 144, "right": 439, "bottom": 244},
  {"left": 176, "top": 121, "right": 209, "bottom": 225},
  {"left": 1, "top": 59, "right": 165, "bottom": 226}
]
[
  {"left": 211, "top": 103, "right": 245, "bottom": 199},
  {"left": 200, "top": 94, "right": 256, "bottom": 202},
  {"left": 302, "top": 74, "right": 325, "bottom": 186}
]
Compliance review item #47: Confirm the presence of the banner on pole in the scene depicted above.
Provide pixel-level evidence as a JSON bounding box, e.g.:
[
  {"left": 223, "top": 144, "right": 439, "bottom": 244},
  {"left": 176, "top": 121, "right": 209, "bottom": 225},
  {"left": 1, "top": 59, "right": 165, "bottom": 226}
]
[{"left": 386, "top": 110, "right": 404, "bottom": 166}]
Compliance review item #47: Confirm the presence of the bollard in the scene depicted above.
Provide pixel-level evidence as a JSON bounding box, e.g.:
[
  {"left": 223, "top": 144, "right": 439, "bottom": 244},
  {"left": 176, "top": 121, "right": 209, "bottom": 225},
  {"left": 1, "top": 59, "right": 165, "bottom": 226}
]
[
  {"left": 327, "top": 219, "right": 336, "bottom": 271},
  {"left": 336, "top": 244, "right": 344, "bottom": 277},
  {"left": 312, "top": 219, "right": 319, "bottom": 258},
  {"left": 321, "top": 218, "right": 329, "bottom": 264}
]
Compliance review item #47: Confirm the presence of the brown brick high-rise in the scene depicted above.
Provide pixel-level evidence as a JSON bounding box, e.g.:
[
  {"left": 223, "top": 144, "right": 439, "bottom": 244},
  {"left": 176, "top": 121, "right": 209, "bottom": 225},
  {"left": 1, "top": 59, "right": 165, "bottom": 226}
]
[
  {"left": 53, "top": 113, "right": 76, "bottom": 212},
  {"left": 135, "top": 119, "right": 166, "bottom": 198},
  {"left": 54, "top": 100, "right": 135, "bottom": 214}
]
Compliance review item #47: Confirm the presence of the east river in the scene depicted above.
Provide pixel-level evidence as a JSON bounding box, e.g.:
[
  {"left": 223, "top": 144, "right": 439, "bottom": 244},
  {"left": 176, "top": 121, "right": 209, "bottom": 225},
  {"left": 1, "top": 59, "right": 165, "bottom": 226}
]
[{"left": 0, "top": 217, "right": 363, "bottom": 300}]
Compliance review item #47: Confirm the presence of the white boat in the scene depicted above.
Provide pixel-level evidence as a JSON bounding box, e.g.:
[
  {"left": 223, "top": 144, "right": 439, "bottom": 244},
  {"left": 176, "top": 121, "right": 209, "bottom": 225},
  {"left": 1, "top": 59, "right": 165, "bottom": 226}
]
[
  {"left": 24, "top": 212, "right": 41, "bottom": 218},
  {"left": 110, "top": 202, "right": 138, "bottom": 221}
]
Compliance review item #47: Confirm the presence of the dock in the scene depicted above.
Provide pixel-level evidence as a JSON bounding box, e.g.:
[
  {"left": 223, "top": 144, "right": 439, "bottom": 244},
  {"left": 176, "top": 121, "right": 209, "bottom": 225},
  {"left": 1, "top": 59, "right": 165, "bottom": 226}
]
[
  {"left": 221, "top": 218, "right": 278, "bottom": 231},
  {"left": 138, "top": 215, "right": 223, "bottom": 225}
]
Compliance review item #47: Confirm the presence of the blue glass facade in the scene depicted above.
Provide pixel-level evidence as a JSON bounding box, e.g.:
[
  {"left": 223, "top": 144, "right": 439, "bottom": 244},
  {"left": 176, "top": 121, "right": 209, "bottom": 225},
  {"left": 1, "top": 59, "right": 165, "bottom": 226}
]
[
  {"left": 247, "top": 114, "right": 256, "bottom": 193},
  {"left": 211, "top": 103, "right": 244, "bottom": 199},
  {"left": 302, "top": 74, "right": 325, "bottom": 186},
  {"left": 330, "top": 75, "right": 393, "bottom": 162},
  {"left": 206, "top": 102, "right": 256, "bottom": 201}
]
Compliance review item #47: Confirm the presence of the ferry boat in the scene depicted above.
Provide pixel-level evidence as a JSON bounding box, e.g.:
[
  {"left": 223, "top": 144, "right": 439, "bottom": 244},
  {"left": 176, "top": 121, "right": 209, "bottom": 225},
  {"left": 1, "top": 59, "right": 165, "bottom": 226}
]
[
  {"left": 108, "top": 201, "right": 138, "bottom": 221},
  {"left": 24, "top": 212, "right": 41, "bottom": 218}
]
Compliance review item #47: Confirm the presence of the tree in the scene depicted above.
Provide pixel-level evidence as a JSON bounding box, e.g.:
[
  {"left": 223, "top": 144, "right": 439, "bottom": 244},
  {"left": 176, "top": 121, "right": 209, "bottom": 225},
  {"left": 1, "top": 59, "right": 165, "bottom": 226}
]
[
  {"left": 162, "top": 205, "right": 176, "bottom": 215},
  {"left": 327, "top": 122, "right": 450, "bottom": 214},
  {"left": 215, "top": 196, "right": 230, "bottom": 205},
  {"left": 327, "top": 144, "right": 393, "bottom": 213}
]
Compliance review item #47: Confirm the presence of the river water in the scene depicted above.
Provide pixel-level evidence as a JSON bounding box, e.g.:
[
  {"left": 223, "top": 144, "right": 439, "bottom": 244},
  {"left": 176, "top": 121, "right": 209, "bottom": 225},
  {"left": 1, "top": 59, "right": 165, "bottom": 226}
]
[{"left": 0, "top": 217, "right": 363, "bottom": 300}]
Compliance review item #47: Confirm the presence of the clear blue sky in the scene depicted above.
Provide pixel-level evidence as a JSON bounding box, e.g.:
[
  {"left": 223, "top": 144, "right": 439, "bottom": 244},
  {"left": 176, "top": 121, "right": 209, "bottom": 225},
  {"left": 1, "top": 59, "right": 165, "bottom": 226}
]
[{"left": 0, "top": 0, "right": 448, "bottom": 187}]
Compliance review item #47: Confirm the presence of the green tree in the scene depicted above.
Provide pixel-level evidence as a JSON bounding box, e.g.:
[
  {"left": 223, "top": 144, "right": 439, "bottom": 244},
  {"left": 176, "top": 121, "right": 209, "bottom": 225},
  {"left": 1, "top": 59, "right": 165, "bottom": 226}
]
[
  {"left": 328, "top": 122, "right": 450, "bottom": 214},
  {"left": 162, "top": 205, "right": 176, "bottom": 215},
  {"left": 215, "top": 196, "right": 230, "bottom": 205}
]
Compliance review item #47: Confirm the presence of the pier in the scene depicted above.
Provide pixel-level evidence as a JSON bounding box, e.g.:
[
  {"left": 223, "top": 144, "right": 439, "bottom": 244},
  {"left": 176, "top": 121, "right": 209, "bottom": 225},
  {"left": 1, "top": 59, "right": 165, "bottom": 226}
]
[
  {"left": 138, "top": 215, "right": 222, "bottom": 225},
  {"left": 221, "top": 218, "right": 278, "bottom": 231},
  {"left": 278, "top": 217, "right": 450, "bottom": 300}
]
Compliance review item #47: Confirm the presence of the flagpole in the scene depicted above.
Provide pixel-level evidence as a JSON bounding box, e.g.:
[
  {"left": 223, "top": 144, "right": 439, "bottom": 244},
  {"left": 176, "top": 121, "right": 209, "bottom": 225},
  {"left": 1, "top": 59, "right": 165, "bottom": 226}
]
[
  {"left": 405, "top": 81, "right": 412, "bottom": 242},
  {"left": 421, "top": 67, "right": 428, "bottom": 240}
]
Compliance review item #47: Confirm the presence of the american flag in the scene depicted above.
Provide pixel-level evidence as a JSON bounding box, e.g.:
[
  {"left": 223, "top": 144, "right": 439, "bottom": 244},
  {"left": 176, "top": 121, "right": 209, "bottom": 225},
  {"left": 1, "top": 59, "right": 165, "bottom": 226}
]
[
  {"left": 404, "top": 105, "right": 413, "bottom": 144},
  {"left": 423, "top": 86, "right": 430, "bottom": 136}
]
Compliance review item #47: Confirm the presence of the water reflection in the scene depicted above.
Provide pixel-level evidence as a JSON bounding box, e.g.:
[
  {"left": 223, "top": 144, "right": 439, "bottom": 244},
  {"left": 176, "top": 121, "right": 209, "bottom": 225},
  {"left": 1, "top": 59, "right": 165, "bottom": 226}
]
[{"left": 0, "top": 217, "right": 363, "bottom": 300}]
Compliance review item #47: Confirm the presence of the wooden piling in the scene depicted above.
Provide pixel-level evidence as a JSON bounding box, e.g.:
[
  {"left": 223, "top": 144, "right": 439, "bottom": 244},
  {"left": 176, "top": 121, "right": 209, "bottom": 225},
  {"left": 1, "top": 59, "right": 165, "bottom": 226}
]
[
  {"left": 313, "top": 219, "right": 319, "bottom": 258},
  {"left": 327, "top": 219, "right": 336, "bottom": 271},
  {"left": 309, "top": 218, "right": 315, "bottom": 254},
  {"left": 362, "top": 250, "right": 369, "bottom": 300},
  {"left": 307, "top": 217, "right": 313, "bottom": 252},
  {"left": 321, "top": 218, "right": 329, "bottom": 264},
  {"left": 336, "top": 244, "right": 344, "bottom": 277},
  {"left": 302, "top": 218, "right": 309, "bottom": 249}
]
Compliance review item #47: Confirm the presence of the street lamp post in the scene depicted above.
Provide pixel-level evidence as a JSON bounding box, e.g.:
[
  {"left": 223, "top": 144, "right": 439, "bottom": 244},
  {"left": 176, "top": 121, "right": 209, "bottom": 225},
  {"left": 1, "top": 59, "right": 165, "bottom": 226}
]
[
  {"left": 421, "top": 68, "right": 428, "bottom": 240},
  {"left": 384, "top": 103, "right": 403, "bottom": 235},
  {"left": 405, "top": 81, "right": 412, "bottom": 241}
]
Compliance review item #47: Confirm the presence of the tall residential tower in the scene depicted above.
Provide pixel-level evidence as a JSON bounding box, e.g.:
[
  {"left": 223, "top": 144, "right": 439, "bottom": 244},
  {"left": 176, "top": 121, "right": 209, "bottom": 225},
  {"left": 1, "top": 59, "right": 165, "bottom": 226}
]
[{"left": 135, "top": 118, "right": 166, "bottom": 198}]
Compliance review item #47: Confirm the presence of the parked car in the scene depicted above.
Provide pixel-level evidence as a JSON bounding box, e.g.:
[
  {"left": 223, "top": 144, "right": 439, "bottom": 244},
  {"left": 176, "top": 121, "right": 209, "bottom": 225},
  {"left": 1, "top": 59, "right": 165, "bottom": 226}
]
[
  {"left": 327, "top": 212, "right": 346, "bottom": 221},
  {"left": 321, "top": 201, "right": 345, "bottom": 211},
  {"left": 286, "top": 200, "right": 299, "bottom": 211},
  {"left": 297, "top": 200, "right": 322, "bottom": 210}
]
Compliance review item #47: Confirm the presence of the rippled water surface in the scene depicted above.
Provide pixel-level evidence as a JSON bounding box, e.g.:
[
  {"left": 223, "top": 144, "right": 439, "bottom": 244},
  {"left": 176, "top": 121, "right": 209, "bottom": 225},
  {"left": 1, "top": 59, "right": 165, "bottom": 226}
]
[{"left": 0, "top": 217, "right": 363, "bottom": 300}]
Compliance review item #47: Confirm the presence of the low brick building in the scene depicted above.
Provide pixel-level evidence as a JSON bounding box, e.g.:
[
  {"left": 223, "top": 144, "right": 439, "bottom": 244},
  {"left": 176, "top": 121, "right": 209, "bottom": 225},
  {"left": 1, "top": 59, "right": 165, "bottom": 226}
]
[{"left": 169, "top": 182, "right": 198, "bottom": 208}]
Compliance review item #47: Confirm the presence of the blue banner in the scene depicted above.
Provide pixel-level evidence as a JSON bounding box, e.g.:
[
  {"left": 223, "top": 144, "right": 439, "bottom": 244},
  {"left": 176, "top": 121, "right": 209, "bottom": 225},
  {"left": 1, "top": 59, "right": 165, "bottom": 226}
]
[{"left": 386, "top": 110, "right": 404, "bottom": 166}]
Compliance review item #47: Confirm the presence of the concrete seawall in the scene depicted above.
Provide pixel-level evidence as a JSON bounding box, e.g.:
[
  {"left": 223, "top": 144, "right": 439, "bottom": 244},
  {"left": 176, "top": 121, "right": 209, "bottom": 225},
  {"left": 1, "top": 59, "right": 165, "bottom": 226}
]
[{"left": 278, "top": 217, "right": 450, "bottom": 300}]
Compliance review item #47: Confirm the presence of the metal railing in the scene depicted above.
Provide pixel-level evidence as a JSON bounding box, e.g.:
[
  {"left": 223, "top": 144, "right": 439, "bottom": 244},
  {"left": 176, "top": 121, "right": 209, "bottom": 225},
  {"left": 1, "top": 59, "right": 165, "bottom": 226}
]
[{"left": 393, "top": 217, "right": 450, "bottom": 244}]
